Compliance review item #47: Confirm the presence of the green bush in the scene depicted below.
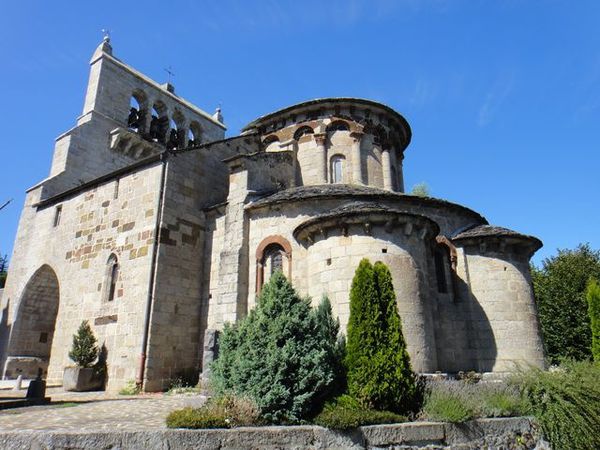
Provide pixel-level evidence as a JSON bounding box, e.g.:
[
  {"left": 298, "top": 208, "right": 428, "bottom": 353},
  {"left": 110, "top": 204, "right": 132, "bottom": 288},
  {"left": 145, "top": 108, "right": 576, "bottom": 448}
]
[
  {"left": 345, "top": 259, "right": 417, "bottom": 414},
  {"left": 422, "top": 380, "right": 528, "bottom": 423},
  {"left": 586, "top": 277, "right": 600, "bottom": 362},
  {"left": 118, "top": 380, "right": 141, "bottom": 396},
  {"left": 68, "top": 320, "right": 98, "bottom": 368},
  {"left": 510, "top": 361, "right": 600, "bottom": 450},
  {"left": 422, "top": 381, "right": 476, "bottom": 423},
  {"left": 314, "top": 397, "right": 405, "bottom": 430},
  {"left": 532, "top": 244, "right": 600, "bottom": 362},
  {"left": 210, "top": 272, "right": 344, "bottom": 423},
  {"left": 166, "top": 407, "right": 229, "bottom": 429},
  {"left": 166, "top": 395, "right": 261, "bottom": 429}
]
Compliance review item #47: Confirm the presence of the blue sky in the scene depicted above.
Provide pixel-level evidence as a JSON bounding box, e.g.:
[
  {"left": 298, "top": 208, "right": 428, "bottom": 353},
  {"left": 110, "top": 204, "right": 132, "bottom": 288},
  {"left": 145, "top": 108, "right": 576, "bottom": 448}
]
[{"left": 0, "top": 0, "right": 599, "bottom": 266}]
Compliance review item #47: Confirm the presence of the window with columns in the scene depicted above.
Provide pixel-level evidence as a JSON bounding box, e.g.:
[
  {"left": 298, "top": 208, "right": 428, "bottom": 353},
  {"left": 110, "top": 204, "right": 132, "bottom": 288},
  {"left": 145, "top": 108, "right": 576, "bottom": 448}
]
[
  {"left": 256, "top": 236, "right": 292, "bottom": 293},
  {"left": 330, "top": 155, "right": 345, "bottom": 183}
]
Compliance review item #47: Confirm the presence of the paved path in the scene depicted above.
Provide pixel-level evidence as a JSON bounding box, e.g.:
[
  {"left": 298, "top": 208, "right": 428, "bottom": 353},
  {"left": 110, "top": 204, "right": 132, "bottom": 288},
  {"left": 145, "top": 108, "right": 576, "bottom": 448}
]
[{"left": 0, "top": 388, "right": 206, "bottom": 432}]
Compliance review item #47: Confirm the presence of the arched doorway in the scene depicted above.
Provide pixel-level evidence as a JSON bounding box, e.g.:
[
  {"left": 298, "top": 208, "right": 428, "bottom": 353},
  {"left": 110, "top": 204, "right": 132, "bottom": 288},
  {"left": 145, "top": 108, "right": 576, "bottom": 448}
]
[{"left": 5, "top": 265, "right": 60, "bottom": 379}]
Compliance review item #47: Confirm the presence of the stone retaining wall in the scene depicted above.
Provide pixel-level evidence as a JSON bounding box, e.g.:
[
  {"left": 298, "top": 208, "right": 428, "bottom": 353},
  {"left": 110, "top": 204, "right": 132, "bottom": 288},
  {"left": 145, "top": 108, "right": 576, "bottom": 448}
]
[{"left": 0, "top": 417, "right": 549, "bottom": 449}]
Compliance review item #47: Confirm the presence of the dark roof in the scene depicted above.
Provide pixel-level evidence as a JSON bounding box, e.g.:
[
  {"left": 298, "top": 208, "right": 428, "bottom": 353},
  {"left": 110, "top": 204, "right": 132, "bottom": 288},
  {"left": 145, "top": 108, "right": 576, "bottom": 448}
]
[
  {"left": 293, "top": 201, "right": 440, "bottom": 242},
  {"left": 452, "top": 225, "right": 542, "bottom": 245},
  {"left": 246, "top": 184, "right": 487, "bottom": 223},
  {"left": 242, "top": 97, "right": 411, "bottom": 133}
]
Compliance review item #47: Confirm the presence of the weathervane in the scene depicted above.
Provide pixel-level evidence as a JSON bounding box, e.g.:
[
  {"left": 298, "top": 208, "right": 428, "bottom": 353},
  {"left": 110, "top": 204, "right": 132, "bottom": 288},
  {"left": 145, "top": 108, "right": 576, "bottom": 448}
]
[
  {"left": 164, "top": 66, "right": 175, "bottom": 84},
  {"left": 101, "top": 28, "right": 111, "bottom": 43}
]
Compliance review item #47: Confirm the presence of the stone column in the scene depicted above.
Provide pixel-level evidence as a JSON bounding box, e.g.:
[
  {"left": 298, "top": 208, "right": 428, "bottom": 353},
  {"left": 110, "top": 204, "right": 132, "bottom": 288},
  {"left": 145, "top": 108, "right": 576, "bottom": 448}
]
[
  {"left": 381, "top": 148, "right": 393, "bottom": 191},
  {"left": 397, "top": 153, "right": 405, "bottom": 193},
  {"left": 314, "top": 133, "right": 328, "bottom": 183},
  {"left": 350, "top": 131, "right": 364, "bottom": 185}
]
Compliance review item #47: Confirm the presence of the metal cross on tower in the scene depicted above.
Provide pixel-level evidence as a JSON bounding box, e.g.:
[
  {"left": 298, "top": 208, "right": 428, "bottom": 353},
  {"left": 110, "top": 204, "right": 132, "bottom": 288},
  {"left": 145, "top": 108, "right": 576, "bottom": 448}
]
[
  {"left": 101, "top": 28, "right": 111, "bottom": 43},
  {"left": 164, "top": 66, "right": 175, "bottom": 84}
]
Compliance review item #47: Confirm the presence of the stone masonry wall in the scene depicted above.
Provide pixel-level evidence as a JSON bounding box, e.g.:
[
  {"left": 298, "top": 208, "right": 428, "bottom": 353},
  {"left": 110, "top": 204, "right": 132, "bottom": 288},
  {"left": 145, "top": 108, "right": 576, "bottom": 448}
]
[
  {"left": 459, "top": 246, "right": 545, "bottom": 371},
  {"left": 1, "top": 163, "right": 163, "bottom": 391}
]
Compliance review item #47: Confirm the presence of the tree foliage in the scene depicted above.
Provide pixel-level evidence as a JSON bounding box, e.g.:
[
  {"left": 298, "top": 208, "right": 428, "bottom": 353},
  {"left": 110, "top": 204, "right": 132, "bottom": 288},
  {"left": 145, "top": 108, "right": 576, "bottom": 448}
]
[
  {"left": 0, "top": 254, "right": 7, "bottom": 289},
  {"left": 586, "top": 278, "right": 600, "bottom": 362},
  {"left": 69, "top": 320, "right": 98, "bottom": 368},
  {"left": 531, "top": 244, "right": 600, "bottom": 363},
  {"left": 345, "top": 259, "right": 417, "bottom": 414},
  {"left": 210, "top": 272, "right": 344, "bottom": 423},
  {"left": 410, "top": 182, "right": 430, "bottom": 197}
]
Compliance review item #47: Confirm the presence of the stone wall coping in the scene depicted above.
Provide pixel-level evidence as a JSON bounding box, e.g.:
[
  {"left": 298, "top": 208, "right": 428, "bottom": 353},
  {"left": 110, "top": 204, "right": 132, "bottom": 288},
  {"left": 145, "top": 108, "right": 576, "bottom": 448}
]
[
  {"left": 293, "top": 203, "right": 440, "bottom": 245},
  {"left": 246, "top": 185, "right": 488, "bottom": 227},
  {"left": 0, "top": 417, "right": 542, "bottom": 450}
]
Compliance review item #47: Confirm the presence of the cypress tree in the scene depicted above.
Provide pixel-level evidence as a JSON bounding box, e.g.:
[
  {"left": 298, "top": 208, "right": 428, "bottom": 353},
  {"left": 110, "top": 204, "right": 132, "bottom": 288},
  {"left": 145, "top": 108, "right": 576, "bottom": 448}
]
[
  {"left": 586, "top": 278, "right": 600, "bottom": 362},
  {"left": 345, "top": 258, "right": 417, "bottom": 413}
]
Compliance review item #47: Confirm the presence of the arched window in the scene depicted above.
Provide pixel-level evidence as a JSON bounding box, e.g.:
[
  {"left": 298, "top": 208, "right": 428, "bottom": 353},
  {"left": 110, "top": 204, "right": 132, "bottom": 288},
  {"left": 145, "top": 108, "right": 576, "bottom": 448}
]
[
  {"left": 256, "top": 236, "right": 292, "bottom": 293},
  {"left": 188, "top": 121, "right": 202, "bottom": 147},
  {"left": 128, "top": 90, "right": 147, "bottom": 132},
  {"left": 326, "top": 120, "right": 350, "bottom": 132},
  {"left": 149, "top": 102, "right": 168, "bottom": 144},
  {"left": 330, "top": 155, "right": 345, "bottom": 184},
  {"left": 293, "top": 126, "right": 314, "bottom": 141},
  {"left": 262, "top": 134, "right": 280, "bottom": 152},
  {"left": 433, "top": 237, "right": 457, "bottom": 299},
  {"left": 106, "top": 254, "right": 119, "bottom": 302},
  {"left": 168, "top": 118, "right": 179, "bottom": 150}
]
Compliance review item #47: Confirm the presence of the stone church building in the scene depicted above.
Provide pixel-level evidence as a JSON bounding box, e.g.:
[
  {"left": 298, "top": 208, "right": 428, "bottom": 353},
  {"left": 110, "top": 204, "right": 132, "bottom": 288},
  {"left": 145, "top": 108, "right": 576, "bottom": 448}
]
[{"left": 0, "top": 39, "right": 545, "bottom": 391}]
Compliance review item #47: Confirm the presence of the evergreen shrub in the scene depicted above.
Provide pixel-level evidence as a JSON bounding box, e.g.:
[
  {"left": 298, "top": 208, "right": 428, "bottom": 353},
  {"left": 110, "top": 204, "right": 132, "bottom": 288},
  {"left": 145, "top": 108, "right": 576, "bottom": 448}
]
[
  {"left": 314, "top": 398, "right": 405, "bottom": 430},
  {"left": 586, "top": 277, "right": 600, "bottom": 362},
  {"left": 210, "top": 272, "right": 344, "bottom": 423},
  {"left": 68, "top": 320, "right": 98, "bottom": 368},
  {"left": 510, "top": 361, "right": 600, "bottom": 450},
  {"left": 345, "top": 259, "right": 418, "bottom": 414}
]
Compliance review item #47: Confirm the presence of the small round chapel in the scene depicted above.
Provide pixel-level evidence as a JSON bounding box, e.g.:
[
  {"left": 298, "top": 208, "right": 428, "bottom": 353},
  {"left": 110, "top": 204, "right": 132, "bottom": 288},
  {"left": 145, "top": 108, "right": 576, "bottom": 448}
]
[{"left": 0, "top": 42, "right": 545, "bottom": 391}]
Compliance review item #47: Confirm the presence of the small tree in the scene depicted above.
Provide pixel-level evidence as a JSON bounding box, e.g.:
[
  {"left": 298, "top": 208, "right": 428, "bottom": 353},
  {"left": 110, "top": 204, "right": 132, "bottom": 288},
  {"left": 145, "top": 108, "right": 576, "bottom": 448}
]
[
  {"left": 210, "top": 272, "right": 343, "bottom": 423},
  {"left": 0, "top": 254, "right": 8, "bottom": 288},
  {"left": 69, "top": 320, "right": 98, "bottom": 368},
  {"left": 532, "top": 244, "right": 600, "bottom": 362},
  {"left": 587, "top": 278, "right": 600, "bottom": 362},
  {"left": 411, "top": 182, "right": 430, "bottom": 197},
  {"left": 345, "top": 259, "right": 417, "bottom": 414}
]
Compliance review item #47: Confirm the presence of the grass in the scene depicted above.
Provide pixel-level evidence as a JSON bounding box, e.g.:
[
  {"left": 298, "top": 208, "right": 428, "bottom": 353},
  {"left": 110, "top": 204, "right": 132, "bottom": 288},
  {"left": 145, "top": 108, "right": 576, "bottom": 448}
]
[
  {"left": 421, "top": 379, "right": 527, "bottom": 423},
  {"left": 167, "top": 394, "right": 261, "bottom": 429},
  {"left": 509, "top": 361, "right": 600, "bottom": 450},
  {"left": 118, "top": 380, "right": 141, "bottom": 396},
  {"left": 313, "top": 395, "right": 406, "bottom": 430}
]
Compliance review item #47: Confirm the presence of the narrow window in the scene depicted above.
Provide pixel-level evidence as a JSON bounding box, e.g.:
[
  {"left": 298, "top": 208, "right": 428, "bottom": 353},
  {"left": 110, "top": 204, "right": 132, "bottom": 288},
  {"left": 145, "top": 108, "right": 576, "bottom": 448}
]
[
  {"left": 270, "top": 251, "right": 283, "bottom": 275},
  {"left": 331, "top": 156, "right": 344, "bottom": 183},
  {"left": 114, "top": 179, "right": 120, "bottom": 199},
  {"left": 106, "top": 254, "right": 119, "bottom": 302},
  {"left": 434, "top": 247, "right": 448, "bottom": 294},
  {"left": 53, "top": 205, "right": 62, "bottom": 227}
]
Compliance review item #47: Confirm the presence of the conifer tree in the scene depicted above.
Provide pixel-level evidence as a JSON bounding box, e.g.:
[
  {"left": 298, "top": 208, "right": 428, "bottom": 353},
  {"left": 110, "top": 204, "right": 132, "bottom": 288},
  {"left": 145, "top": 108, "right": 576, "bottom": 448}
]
[
  {"left": 586, "top": 277, "right": 600, "bottom": 362},
  {"left": 345, "top": 258, "right": 417, "bottom": 413},
  {"left": 210, "top": 272, "right": 342, "bottom": 423},
  {"left": 68, "top": 320, "right": 98, "bottom": 368}
]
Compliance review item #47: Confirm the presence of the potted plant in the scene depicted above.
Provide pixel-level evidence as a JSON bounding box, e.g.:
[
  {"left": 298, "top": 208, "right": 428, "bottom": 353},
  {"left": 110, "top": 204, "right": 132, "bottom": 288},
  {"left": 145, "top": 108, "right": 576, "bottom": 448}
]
[{"left": 63, "top": 320, "right": 104, "bottom": 391}]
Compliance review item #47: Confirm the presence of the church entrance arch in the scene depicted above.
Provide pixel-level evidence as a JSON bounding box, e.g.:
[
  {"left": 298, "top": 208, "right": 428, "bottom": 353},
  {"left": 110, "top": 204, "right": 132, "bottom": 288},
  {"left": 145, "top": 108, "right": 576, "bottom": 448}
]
[{"left": 5, "top": 265, "right": 60, "bottom": 378}]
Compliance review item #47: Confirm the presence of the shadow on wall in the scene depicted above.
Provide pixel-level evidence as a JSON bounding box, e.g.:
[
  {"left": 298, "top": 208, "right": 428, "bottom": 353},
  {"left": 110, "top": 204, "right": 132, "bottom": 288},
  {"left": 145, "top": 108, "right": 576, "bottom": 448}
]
[
  {"left": 0, "top": 299, "right": 11, "bottom": 374},
  {"left": 455, "top": 276, "right": 498, "bottom": 373}
]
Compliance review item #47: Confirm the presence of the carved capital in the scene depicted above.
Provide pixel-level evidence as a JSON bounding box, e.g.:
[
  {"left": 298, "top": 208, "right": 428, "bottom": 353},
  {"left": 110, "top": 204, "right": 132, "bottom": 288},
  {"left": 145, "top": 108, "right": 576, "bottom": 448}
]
[
  {"left": 313, "top": 133, "right": 327, "bottom": 146},
  {"left": 350, "top": 131, "right": 364, "bottom": 143}
]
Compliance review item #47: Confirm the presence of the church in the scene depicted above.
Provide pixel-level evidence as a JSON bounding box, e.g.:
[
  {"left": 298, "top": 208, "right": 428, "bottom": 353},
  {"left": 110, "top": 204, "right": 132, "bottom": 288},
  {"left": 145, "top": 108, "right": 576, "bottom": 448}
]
[{"left": 0, "top": 39, "right": 546, "bottom": 392}]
